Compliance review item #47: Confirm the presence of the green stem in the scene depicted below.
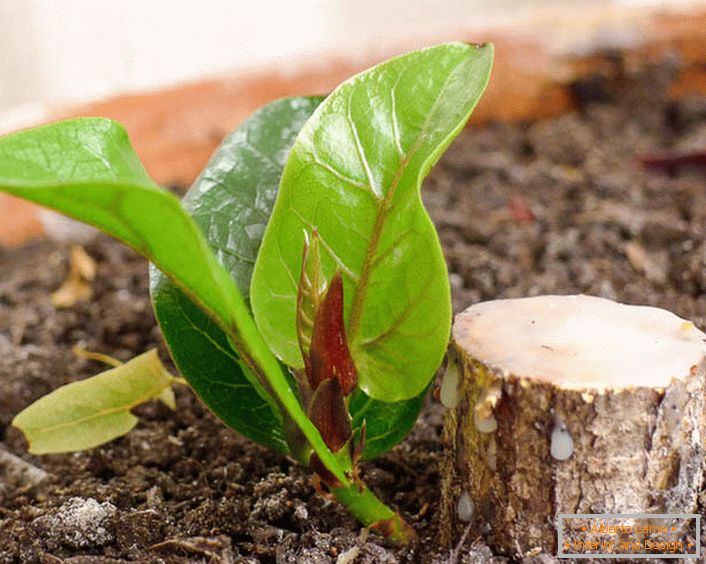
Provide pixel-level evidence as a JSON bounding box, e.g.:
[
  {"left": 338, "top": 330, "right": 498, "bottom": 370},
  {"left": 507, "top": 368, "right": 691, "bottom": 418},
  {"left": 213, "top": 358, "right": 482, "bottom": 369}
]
[{"left": 331, "top": 481, "right": 417, "bottom": 545}]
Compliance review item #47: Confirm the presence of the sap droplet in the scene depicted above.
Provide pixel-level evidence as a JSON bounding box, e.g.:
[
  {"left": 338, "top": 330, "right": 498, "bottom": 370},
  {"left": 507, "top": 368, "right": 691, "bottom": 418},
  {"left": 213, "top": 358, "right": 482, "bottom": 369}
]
[
  {"left": 457, "top": 491, "right": 474, "bottom": 522},
  {"left": 440, "top": 362, "right": 461, "bottom": 409},
  {"left": 472, "top": 382, "right": 502, "bottom": 433},
  {"left": 474, "top": 410, "right": 497, "bottom": 434},
  {"left": 485, "top": 436, "right": 497, "bottom": 471},
  {"left": 550, "top": 420, "right": 574, "bottom": 461}
]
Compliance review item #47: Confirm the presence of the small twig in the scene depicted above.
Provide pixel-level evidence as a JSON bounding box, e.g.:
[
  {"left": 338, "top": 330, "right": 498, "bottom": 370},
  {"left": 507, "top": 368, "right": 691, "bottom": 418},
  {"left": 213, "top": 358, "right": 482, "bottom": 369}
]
[
  {"left": 415, "top": 501, "right": 430, "bottom": 520},
  {"left": 149, "top": 538, "right": 218, "bottom": 559},
  {"left": 638, "top": 151, "right": 706, "bottom": 174},
  {"left": 72, "top": 345, "right": 123, "bottom": 367},
  {"left": 447, "top": 522, "right": 473, "bottom": 564}
]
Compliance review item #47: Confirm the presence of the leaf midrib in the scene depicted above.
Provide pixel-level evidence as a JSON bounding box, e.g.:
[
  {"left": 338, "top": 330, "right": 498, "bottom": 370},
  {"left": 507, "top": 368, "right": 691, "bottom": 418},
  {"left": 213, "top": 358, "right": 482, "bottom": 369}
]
[{"left": 23, "top": 382, "right": 168, "bottom": 435}]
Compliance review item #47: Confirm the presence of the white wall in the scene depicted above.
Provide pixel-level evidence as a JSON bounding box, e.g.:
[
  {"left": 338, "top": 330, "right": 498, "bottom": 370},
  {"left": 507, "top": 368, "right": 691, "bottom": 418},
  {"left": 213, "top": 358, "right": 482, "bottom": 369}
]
[{"left": 0, "top": 0, "right": 333, "bottom": 110}]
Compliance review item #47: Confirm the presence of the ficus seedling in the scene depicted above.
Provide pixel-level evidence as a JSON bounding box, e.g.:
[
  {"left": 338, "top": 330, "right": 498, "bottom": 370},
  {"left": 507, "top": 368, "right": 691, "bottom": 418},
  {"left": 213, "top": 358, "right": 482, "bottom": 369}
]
[{"left": 1, "top": 42, "right": 493, "bottom": 543}]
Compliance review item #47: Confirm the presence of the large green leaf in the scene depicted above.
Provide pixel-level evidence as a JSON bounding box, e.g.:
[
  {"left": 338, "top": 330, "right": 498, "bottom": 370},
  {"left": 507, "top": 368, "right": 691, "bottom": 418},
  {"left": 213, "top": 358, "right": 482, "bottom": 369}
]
[
  {"left": 12, "top": 350, "right": 175, "bottom": 454},
  {"left": 0, "top": 119, "right": 248, "bottom": 339},
  {"left": 150, "top": 97, "right": 323, "bottom": 452},
  {"left": 151, "top": 97, "right": 427, "bottom": 459},
  {"left": 251, "top": 43, "right": 494, "bottom": 401},
  {"left": 181, "top": 96, "right": 326, "bottom": 302},
  {"left": 150, "top": 272, "right": 289, "bottom": 451},
  {"left": 0, "top": 118, "right": 347, "bottom": 484}
]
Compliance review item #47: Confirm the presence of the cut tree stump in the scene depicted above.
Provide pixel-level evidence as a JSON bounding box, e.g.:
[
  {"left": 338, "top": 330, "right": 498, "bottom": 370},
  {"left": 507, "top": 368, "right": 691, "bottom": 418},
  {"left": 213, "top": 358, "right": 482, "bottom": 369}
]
[{"left": 439, "top": 295, "right": 706, "bottom": 558}]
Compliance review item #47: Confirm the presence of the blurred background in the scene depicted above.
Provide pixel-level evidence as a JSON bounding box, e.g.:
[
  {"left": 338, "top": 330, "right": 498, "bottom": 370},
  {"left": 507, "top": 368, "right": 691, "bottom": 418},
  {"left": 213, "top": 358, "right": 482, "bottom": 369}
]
[
  {"left": 1, "top": 0, "right": 703, "bottom": 127},
  {"left": 0, "top": 0, "right": 704, "bottom": 244}
]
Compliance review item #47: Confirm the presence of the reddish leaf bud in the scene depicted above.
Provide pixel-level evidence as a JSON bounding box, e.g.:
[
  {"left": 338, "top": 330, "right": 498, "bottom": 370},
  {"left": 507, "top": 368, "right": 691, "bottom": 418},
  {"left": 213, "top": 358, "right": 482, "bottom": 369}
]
[
  {"left": 308, "top": 377, "right": 352, "bottom": 453},
  {"left": 309, "top": 452, "right": 341, "bottom": 489},
  {"left": 309, "top": 271, "right": 358, "bottom": 395}
]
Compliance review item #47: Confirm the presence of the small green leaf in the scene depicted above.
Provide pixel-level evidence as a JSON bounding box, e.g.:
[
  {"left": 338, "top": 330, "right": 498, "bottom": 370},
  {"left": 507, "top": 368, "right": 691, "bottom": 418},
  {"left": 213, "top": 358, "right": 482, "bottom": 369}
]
[
  {"left": 349, "top": 386, "right": 428, "bottom": 460},
  {"left": 296, "top": 230, "right": 325, "bottom": 370},
  {"left": 12, "top": 350, "right": 173, "bottom": 454},
  {"left": 150, "top": 97, "right": 323, "bottom": 452},
  {"left": 251, "top": 43, "right": 494, "bottom": 401}
]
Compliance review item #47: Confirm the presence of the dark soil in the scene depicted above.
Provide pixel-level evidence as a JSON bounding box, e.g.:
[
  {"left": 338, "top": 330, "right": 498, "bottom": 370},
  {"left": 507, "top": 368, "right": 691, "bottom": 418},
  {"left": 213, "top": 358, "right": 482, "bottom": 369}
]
[{"left": 1, "top": 58, "right": 704, "bottom": 563}]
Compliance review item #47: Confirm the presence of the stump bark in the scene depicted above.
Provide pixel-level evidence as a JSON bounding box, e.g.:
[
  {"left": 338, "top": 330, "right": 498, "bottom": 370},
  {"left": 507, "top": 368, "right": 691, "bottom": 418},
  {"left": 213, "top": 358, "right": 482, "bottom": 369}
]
[{"left": 439, "top": 295, "right": 706, "bottom": 558}]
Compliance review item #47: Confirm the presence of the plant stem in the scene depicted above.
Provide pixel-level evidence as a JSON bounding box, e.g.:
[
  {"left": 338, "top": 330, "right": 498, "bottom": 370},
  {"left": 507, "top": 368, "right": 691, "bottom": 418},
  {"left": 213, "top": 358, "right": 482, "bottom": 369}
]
[{"left": 331, "top": 481, "right": 417, "bottom": 545}]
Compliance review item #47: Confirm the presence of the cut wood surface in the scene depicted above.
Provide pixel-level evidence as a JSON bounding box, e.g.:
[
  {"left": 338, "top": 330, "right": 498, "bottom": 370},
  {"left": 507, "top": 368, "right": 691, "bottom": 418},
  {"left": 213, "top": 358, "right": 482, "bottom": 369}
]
[{"left": 440, "top": 295, "right": 706, "bottom": 557}]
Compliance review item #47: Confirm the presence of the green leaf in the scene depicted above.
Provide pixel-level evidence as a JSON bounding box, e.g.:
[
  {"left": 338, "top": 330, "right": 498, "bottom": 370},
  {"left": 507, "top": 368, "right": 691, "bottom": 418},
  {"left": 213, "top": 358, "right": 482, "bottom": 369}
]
[
  {"left": 150, "top": 271, "right": 289, "bottom": 452},
  {"left": 0, "top": 117, "right": 347, "bottom": 484},
  {"left": 0, "top": 118, "right": 248, "bottom": 338},
  {"left": 12, "top": 350, "right": 174, "bottom": 454},
  {"left": 251, "top": 42, "right": 494, "bottom": 401},
  {"left": 150, "top": 97, "right": 323, "bottom": 452},
  {"left": 296, "top": 230, "right": 325, "bottom": 369},
  {"left": 181, "top": 96, "right": 325, "bottom": 302},
  {"left": 350, "top": 386, "right": 428, "bottom": 460}
]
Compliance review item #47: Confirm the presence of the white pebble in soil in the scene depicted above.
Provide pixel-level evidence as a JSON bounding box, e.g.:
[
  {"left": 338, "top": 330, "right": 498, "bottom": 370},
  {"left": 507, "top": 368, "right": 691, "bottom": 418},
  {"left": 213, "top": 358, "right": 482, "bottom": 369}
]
[
  {"left": 35, "top": 497, "right": 117, "bottom": 549},
  {"left": 473, "top": 410, "right": 497, "bottom": 434}
]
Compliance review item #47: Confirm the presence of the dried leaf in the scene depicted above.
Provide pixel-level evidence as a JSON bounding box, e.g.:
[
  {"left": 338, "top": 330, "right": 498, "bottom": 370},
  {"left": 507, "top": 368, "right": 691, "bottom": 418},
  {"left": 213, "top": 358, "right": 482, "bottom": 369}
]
[
  {"left": 71, "top": 244, "right": 96, "bottom": 280},
  {"left": 51, "top": 245, "right": 96, "bottom": 308},
  {"left": 309, "top": 452, "right": 341, "bottom": 489},
  {"left": 12, "top": 349, "right": 175, "bottom": 454}
]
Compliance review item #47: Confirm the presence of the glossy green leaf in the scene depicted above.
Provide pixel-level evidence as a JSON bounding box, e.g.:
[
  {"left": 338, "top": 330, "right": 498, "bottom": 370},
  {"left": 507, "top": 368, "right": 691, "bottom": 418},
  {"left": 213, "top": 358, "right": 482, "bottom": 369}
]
[
  {"left": 150, "top": 97, "right": 323, "bottom": 452},
  {"left": 151, "top": 97, "right": 425, "bottom": 458},
  {"left": 0, "top": 118, "right": 248, "bottom": 339},
  {"left": 182, "top": 96, "right": 325, "bottom": 302},
  {"left": 150, "top": 271, "right": 288, "bottom": 451},
  {"left": 0, "top": 117, "right": 347, "bottom": 483},
  {"left": 350, "top": 385, "right": 428, "bottom": 460},
  {"left": 12, "top": 350, "right": 174, "bottom": 454},
  {"left": 251, "top": 42, "right": 494, "bottom": 401}
]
